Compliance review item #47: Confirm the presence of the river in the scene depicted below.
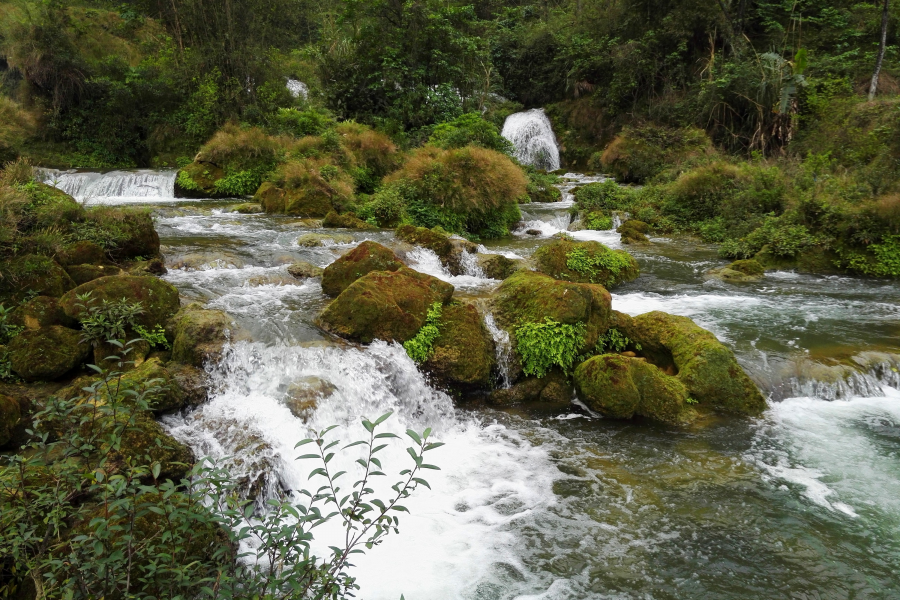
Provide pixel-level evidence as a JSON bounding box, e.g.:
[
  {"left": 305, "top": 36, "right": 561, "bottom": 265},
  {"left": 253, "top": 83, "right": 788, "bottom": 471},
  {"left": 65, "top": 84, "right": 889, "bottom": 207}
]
[{"left": 45, "top": 171, "right": 900, "bottom": 599}]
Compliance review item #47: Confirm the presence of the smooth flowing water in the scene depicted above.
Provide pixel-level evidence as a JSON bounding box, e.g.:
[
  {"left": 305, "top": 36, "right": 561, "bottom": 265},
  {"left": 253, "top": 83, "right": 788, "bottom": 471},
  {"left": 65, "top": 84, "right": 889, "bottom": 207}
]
[{"left": 138, "top": 171, "right": 900, "bottom": 599}]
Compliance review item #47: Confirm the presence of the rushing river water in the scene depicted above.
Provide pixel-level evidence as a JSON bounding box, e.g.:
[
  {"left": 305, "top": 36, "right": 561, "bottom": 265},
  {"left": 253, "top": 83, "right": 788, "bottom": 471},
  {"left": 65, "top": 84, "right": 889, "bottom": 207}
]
[{"left": 56, "top": 171, "right": 900, "bottom": 598}]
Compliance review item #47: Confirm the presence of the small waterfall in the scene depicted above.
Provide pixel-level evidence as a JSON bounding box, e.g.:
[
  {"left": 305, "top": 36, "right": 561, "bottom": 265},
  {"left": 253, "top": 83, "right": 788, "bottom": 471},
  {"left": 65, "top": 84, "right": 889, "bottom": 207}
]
[
  {"left": 39, "top": 169, "right": 177, "bottom": 204},
  {"left": 286, "top": 79, "right": 308, "bottom": 99},
  {"left": 483, "top": 313, "right": 513, "bottom": 388},
  {"left": 458, "top": 249, "right": 486, "bottom": 278},
  {"left": 501, "top": 109, "right": 560, "bottom": 171},
  {"left": 787, "top": 372, "right": 885, "bottom": 401}
]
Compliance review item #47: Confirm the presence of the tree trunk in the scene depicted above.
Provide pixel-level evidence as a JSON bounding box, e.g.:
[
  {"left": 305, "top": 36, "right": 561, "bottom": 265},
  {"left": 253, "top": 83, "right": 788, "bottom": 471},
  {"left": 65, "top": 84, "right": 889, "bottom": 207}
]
[{"left": 869, "top": 0, "right": 890, "bottom": 101}]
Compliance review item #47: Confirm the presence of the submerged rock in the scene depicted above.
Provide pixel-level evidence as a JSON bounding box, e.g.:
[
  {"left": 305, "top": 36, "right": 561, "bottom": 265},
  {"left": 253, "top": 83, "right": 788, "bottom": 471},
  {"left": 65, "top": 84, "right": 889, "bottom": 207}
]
[
  {"left": 296, "top": 232, "right": 353, "bottom": 247},
  {"left": 423, "top": 303, "right": 496, "bottom": 390},
  {"left": 616, "top": 311, "right": 766, "bottom": 415},
  {"left": 322, "top": 210, "right": 375, "bottom": 229},
  {"left": 167, "top": 304, "right": 235, "bottom": 367},
  {"left": 318, "top": 267, "right": 454, "bottom": 343},
  {"left": 8, "top": 326, "right": 90, "bottom": 382},
  {"left": 230, "top": 202, "right": 263, "bottom": 214},
  {"left": 574, "top": 354, "right": 695, "bottom": 424},
  {"left": 60, "top": 275, "right": 181, "bottom": 330},
  {"left": 287, "top": 261, "right": 324, "bottom": 279},
  {"left": 534, "top": 237, "right": 639, "bottom": 288},
  {"left": 283, "top": 376, "right": 338, "bottom": 421},
  {"left": 489, "top": 369, "right": 572, "bottom": 406},
  {"left": 321, "top": 241, "right": 404, "bottom": 297}
]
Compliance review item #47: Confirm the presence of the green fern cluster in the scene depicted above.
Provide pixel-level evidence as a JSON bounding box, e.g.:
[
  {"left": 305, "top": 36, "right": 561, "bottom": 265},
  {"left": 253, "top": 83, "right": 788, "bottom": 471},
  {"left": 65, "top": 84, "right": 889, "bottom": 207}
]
[
  {"left": 403, "top": 302, "right": 443, "bottom": 363},
  {"left": 515, "top": 318, "right": 586, "bottom": 378},
  {"left": 595, "top": 328, "right": 641, "bottom": 354},
  {"left": 566, "top": 246, "right": 634, "bottom": 282}
]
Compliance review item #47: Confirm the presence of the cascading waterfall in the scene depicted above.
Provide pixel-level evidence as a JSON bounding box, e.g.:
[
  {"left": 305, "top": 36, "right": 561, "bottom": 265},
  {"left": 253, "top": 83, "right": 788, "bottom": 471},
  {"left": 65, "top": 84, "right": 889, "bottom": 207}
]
[
  {"left": 501, "top": 109, "right": 560, "bottom": 171},
  {"left": 285, "top": 79, "right": 308, "bottom": 99},
  {"left": 483, "top": 313, "right": 513, "bottom": 388},
  {"left": 39, "top": 168, "right": 177, "bottom": 204}
]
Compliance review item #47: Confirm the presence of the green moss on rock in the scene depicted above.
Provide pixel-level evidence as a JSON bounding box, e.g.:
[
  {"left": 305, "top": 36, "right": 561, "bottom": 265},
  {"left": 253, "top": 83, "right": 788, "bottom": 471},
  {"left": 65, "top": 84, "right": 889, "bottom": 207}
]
[
  {"left": 318, "top": 267, "right": 454, "bottom": 343},
  {"left": 488, "top": 369, "right": 572, "bottom": 406},
  {"left": 166, "top": 305, "right": 234, "bottom": 368},
  {"left": 423, "top": 303, "right": 496, "bottom": 390},
  {"left": 574, "top": 354, "right": 695, "bottom": 424},
  {"left": 8, "top": 325, "right": 90, "bottom": 382},
  {"left": 475, "top": 254, "right": 526, "bottom": 280},
  {"left": 287, "top": 261, "right": 324, "bottom": 279},
  {"left": 395, "top": 225, "right": 454, "bottom": 258},
  {"left": 66, "top": 263, "right": 119, "bottom": 285},
  {"left": 322, "top": 210, "right": 375, "bottom": 229},
  {"left": 617, "top": 311, "right": 766, "bottom": 415},
  {"left": 9, "top": 296, "right": 76, "bottom": 330},
  {"left": 534, "top": 237, "right": 639, "bottom": 288},
  {"left": 296, "top": 232, "right": 353, "bottom": 247},
  {"left": 57, "top": 241, "right": 106, "bottom": 266},
  {"left": 111, "top": 412, "right": 193, "bottom": 482},
  {"left": 617, "top": 220, "right": 651, "bottom": 244},
  {"left": 0, "top": 393, "right": 20, "bottom": 448},
  {"left": 59, "top": 275, "right": 181, "bottom": 330},
  {"left": 321, "top": 241, "right": 404, "bottom": 297},
  {"left": 0, "top": 254, "right": 75, "bottom": 303},
  {"left": 175, "top": 161, "right": 226, "bottom": 198}
]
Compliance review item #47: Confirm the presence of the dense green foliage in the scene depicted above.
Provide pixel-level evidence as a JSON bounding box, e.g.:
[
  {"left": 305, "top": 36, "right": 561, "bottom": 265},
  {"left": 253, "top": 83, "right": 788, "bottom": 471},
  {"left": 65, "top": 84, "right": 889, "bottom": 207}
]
[
  {"left": 515, "top": 318, "right": 586, "bottom": 378},
  {"left": 403, "top": 302, "right": 443, "bottom": 363}
]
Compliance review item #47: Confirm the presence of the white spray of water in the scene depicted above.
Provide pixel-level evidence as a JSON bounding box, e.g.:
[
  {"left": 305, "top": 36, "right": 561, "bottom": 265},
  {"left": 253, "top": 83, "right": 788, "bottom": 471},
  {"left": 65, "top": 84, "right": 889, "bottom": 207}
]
[
  {"left": 483, "top": 313, "right": 513, "bottom": 388},
  {"left": 163, "top": 341, "right": 561, "bottom": 599},
  {"left": 38, "top": 169, "right": 177, "bottom": 204},
  {"left": 286, "top": 79, "right": 308, "bottom": 99},
  {"left": 501, "top": 109, "right": 560, "bottom": 171},
  {"left": 457, "top": 248, "right": 487, "bottom": 278},
  {"left": 405, "top": 247, "right": 498, "bottom": 291}
]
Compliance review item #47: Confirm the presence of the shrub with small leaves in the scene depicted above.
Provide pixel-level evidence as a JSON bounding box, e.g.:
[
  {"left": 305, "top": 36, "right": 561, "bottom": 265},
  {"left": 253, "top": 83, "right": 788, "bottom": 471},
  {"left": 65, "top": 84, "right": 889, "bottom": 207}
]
[
  {"left": 403, "top": 302, "right": 443, "bottom": 363},
  {"left": 75, "top": 292, "right": 145, "bottom": 345}
]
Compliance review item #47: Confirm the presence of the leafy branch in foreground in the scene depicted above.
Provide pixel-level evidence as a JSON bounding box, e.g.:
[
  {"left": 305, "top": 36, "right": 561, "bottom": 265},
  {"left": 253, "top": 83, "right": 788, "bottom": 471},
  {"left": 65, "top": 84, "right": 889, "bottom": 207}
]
[{"left": 0, "top": 342, "right": 441, "bottom": 599}]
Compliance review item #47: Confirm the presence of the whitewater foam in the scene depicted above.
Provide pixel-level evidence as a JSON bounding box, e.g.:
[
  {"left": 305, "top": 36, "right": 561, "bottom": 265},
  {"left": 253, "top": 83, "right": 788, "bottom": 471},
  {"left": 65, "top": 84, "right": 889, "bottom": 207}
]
[{"left": 502, "top": 109, "right": 560, "bottom": 171}]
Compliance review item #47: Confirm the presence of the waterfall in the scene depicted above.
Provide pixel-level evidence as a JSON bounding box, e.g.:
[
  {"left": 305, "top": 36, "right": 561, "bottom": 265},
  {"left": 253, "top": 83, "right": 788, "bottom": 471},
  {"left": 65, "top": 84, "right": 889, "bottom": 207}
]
[
  {"left": 286, "top": 79, "right": 308, "bottom": 100},
  {"left": 501, "top": 109, "right": 560, "bottom": 171},
  {"left": 38, "top": 169, "right": 177, "bottom": 204},
  {"left": 483, "top": 313, "right": 513, "bottom": 388}
]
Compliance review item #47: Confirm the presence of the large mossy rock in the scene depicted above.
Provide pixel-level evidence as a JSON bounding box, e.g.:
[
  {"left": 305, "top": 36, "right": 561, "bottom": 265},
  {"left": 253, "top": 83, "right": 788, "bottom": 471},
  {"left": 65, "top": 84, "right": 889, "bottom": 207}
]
[
  {"left": 488, "top": 370, "right": 573, "bottom": 406},
  {"left": 111, "top": 412, "right": 193, "bottom": 482},
  {"left": 167, "top": 305, "right": 235, "bottom": 367},
  {"left": 705, "top": 259, "right": 765, "bottom": 283},
  {"left": 322, "top": 211, "right": 375, "bottom": 229},
  {"left": 616, "top": 311, "right": 766, "bottom": 415},
  {"left": 57, "top": 241, "right": 106, "bottom": 266},
  {"left": 60, "top": 275, "right": 181, "bottom": 330},
  {"left": 66, "top": 264, "right": 121, "bottom": 285},
  {"left": 423, "top": 303, "right": 496, "bottom": 390},
  {"left": 0, "top": 394, "right": 20, "bottom": 448},
  {"left": 617, "top": 220, "right": 651, "bottom": 245},
  {"left": 256, "top": 181, "right": 339, "bottom": 217},
  {"left": 296, "top": 232, "right": 353, "bottom": 247},
  {"left": 318, "top": 267, "right": 454, "bottom": 343},
  {"left": 493, "top": 270, "right": 611, "bottom": 353},
  {"left": 574, "top": 354, "right": 695, "bottom": 424},
  {"left": 534, "top": 237, "right": 639, "bottom": 288},
  {"left": 175, "top": 161, "right": 225, "bottom": 198},
  {"left": 321, "top": 241, "right": 404, "bottom": 297},
  {"left": 9, "top": 296, "right": 77, "bottom": 330},
  {"left": 0, "top": 255, "right": 75, "bottom": 303},
  {"left": 8, "top": 326, "right": 90, "bottom": 382},
  {"left": 476, "top": 254, "right": 527, "bottom": 280}
]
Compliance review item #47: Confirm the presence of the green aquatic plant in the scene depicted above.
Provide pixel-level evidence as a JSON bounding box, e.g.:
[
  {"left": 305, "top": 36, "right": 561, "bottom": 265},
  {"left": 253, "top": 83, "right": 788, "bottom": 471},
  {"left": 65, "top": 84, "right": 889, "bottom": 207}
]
[
  {"left": 515, "top": 318, "right": 586, "bottom": 378},
  {"left": 565, "top": 246, "right": 634, "bottom": 283},
  {"left": 595, "top": 328, "right": 641, "bottom": 354},
  {"left": 403, "top": 302, "right": 443, "bottom": 363}
]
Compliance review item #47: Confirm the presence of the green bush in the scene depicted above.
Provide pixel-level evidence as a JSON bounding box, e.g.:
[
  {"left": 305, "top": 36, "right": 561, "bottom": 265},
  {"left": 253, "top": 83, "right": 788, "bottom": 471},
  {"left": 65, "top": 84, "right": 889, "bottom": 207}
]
[
  {"left": 403, "top": 302, "right": 443, "bottom": 363},
  {"left": 565, "top": 246, "right": 634, "bottom": 283},
  {"left": 575, "top": 180, "right": 635, "bottom": 212},
  {"left": 269, "top": 107, "right": 334, "bottom": 137},
  {"left": 583, "top": 211, "right": 613, "bottom": 230},
  {"left": 428, "top": 113, "right": 514, "bottom": 154},
  {"left": 515, "top": 318, "right": 586, "bottom": 378}
]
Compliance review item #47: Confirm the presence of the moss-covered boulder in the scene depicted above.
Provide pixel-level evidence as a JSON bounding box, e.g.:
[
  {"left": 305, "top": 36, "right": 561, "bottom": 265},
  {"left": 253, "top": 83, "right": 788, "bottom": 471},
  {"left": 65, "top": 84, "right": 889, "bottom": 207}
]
[
  {"left": 167, "top": 305, "right": 235, "bottom": 367},
  {"left": 57, "top": 241, "right": 106, "bottom": 266},
  {"left": 296, "top": 232, "right": 353, "bottom": 247},
  {"left": 287, "top": 261, "right": 324, "bottom": 279},
  {"left": 476, "top": 254, "right": 528, "bottom": 280},
  {"left": 167, "top": 363, "right": 209, "bottom": 408},
  {"left": 423, "top": 303, "right": 496, "bottom": 390},
  {"left": 59, "top": 275, "right": 181, "bottom": 331},
  {"left": 8, "top": 326, "right": 90, "bottom": 382},
  {"left": 175, "top": 161, "right": 226, "bottom": 198},
  {"left": 321, "top": 241, "right": 404, "bottom": 297},
  {"left": 318, "top": 267, "right": 454, "bottom": 343},
  {"left": 254, "top": 181, "right": 286, "bottom": 211},
  {"left": 84, "top": 208, "right": 161, "bottom": 260},
  {"left": 489, "top": 370, "right": 572, "bottom": 406},
  {"left": 616, "top": 311, "right": 766, "bottom": 415},
  {"left": 230, "top": 202, "right": 263, "bottom": 214},
  {"left": 0, "top": 255, "right": 75, "bottom": 303},
  {"left": 493, "top": 270, "right": 612, "bottom": 353},
  {"left": 706, "top": 258, "right": 765, "bottom": 283},
  {"left": 9, "top": 296, "right": 77, "bottom": 330},
  {"left": 617, "top": 220, "right": 651, "bottom": 245},
  {"left": 111, "top": 412, "right": 193, "bottom": 482},
  {"left": 534, "top": 237, "right": 639, "bottom": 288},
  {"left": 66, "top": 263, "right": 120, "bottom": 285},
  {"left": 322, "top": 211, "right": 375, "bottom": 229},
  {"left": 0, "top": 393, "right": 20, "bottom": 449},
  {"left": 396, "top": 224, "right": 454, "bottom": 257},
  {"left": 574, "top": 354, "right": 695, "bottom": 424},
  {"left": 84, "top": 357, "right": 183, "bottom": 413}
]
